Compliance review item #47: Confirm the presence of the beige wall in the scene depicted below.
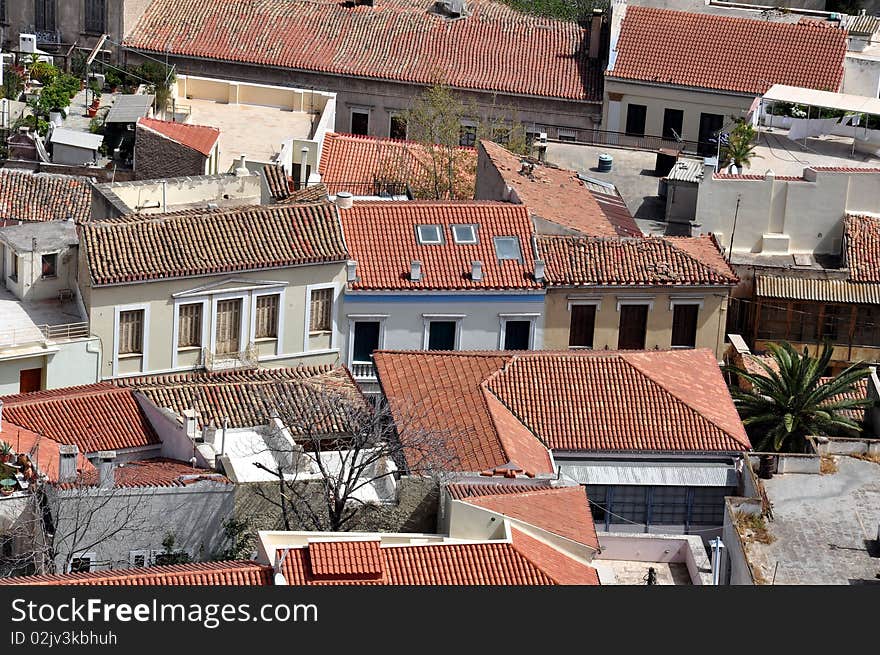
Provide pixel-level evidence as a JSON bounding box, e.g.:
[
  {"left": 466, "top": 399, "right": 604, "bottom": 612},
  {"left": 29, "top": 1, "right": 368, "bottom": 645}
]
[
  {"left": 543, "top": 287, "right": 730, "bottom": 358},
  {"left": 82, "top": 263, "right": 347, "bottom": 379},
  {"left": 603, "top": 79, "right": 754, "bottom": 144}
]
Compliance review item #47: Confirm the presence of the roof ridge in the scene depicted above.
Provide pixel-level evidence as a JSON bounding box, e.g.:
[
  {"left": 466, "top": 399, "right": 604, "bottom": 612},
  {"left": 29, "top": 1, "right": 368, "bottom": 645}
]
[{"left": 0, "top": 383, "right": 126, "bottom": 406}]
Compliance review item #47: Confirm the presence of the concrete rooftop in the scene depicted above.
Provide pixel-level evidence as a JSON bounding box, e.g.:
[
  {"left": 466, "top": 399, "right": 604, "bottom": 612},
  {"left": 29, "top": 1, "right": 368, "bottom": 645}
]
[
  {"left": 0, "top": 221, "right": 77, "bottom": 253},
  {"left": 0, "top": 287, "right": 85, "bottom": 350},
  {"left": 749, "top": 128, "right": 880, "bottom": 176},
  {"left": 595, "top": 560, "right": 692, "bottom": 585},
  {"left": 747, "top": 456, "right": 880, "bottom": 585}
]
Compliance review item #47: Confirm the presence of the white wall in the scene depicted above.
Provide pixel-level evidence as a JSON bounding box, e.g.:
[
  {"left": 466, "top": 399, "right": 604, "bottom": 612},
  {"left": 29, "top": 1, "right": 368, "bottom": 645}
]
[
  {"left": 44, "top": 338, "right": 101, "bottom": 390},
  {"left": 843, "top": 54, "right": 880, "bottom": 99}
]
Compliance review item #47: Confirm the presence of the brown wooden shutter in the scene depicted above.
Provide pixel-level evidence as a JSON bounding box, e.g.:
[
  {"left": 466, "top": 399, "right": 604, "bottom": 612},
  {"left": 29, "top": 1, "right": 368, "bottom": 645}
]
[
  {"left": 118, "top": 310, "right": 144, "bottom": 354},
  {"left": 618, "top": 305, "right": 648, "bottom": 350},
  {"left": 671, "top": 304, "right": 699, "bottom": 348},
  {"left": 178, "top": 303, "right": 202, "bottom": 347},
  {"left": 215, "top": 300, "right": 241, "bottom": 354},
  {"left": 255, "top": 295, "right": 279, "bottom": 339},
  {"left": 569, "top": 305, "right": 596, "bottom": 348},
  {"left": 309, "top": 288, "right": 333, "bottom": 332}
]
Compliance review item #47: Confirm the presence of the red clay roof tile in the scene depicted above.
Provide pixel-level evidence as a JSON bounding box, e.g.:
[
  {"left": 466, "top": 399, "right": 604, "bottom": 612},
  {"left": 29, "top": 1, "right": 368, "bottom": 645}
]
[
  {"left": 0, "top": 169, "right": 91, "bottom": 223},
  {"left": 844, "top": 213, "right": 880, "bottom": 283},
  {"left": 137, "top": 117, "right": 220, "bottom": 156},
  {"left": 57, "top": 457, "right": 232, "bottom": 489},
  {"left": 0, "top": 561, "right": 272, "bottom": 585},
  {"left": 610, "top": 7, "right": 847, "bottom": 94},
  {"left": 307, "top": 540, "right": 384, "bottom": 580}
]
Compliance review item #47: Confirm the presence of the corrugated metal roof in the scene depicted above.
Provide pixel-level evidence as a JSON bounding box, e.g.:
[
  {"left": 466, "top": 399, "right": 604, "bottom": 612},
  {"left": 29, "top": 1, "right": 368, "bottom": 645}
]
[
  {"left": 49, "top": 128, "right": 104, "bottom": 150},
  {"left": 559, "top": 462, "right": 738, "bottom": 487},
  {"left": 665, "top": 159, "right": 703, "bottom": 183},
  {"left": 756, "top": 275, "right": 880, "bottom": 304},
  {"left": 105, "top": 94, "right": 155, "bottom": 123},
  {"left": 841, "top": 14, "right": 879, "bottom": 36}
]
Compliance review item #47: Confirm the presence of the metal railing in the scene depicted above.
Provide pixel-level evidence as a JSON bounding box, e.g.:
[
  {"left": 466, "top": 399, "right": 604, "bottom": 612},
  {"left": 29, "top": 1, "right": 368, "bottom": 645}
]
[
  {"left": 350, "top": 361, "right": 376, "bottom": 381},
  {"left": 40, "top": 322, "right": 89, "bottom": 341},
  {"left": 543, "top": 127, "right": 712, "bottom": 157},
  {"left": 203, "top": 343, "right": 259, "bottom": 372},
  {"left": 0, "top": 322, "right": 90, "bottom": 348}
]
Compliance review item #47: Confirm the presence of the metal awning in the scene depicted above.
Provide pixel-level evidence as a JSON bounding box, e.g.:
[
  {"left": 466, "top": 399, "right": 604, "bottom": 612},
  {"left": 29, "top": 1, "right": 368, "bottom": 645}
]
[
  {"left": 762, "top": 84, "right": 880, "bottom": 117},
  {"left": 558, "top": 462, "right": 738, "bottom": 487},
  {"left": 105, "top": 94, "right": 155, "bottom": 124},
  {"left": 756, "top": 275, "right": 880, "bottom": 305}
]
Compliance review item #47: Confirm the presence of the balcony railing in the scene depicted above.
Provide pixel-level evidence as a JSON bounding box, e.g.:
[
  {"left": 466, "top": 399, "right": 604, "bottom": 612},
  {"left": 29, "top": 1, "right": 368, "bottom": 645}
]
[
  {"left": 350, "top": 361, "right": 376, "bottom": 381},
  {"left": 203, "top": 343, "right": 259, "bottom": 372},
  {"left": 40, "top": 322, "right": 89, "bottom": 341},
  {"left": 543, "top": 127, "right": 712, "bottom": 157},
  {"left": 0, "top": 322, "right": 90, "bottom": 348}
]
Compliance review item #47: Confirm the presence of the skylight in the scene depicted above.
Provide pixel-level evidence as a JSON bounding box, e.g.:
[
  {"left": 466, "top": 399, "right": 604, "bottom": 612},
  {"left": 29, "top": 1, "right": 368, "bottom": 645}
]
[
  {"left": 452, "top": 224, "right": 478, "bottom": 244},
  {"left": 493, "top": 236, "right": 522, "bottom": 262},
  {"left": 416, "top": 225, "right": 443, "bottom": 245}
]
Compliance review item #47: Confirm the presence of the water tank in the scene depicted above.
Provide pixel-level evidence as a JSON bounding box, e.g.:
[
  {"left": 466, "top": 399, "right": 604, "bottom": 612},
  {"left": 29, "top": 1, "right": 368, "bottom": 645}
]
[{"left": 598, "top": 153, "right": 613, "bottom": 172}]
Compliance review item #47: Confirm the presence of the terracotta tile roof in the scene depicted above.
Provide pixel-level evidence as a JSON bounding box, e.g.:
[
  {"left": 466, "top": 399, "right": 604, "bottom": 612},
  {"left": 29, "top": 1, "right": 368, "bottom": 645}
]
[
  {"left": 277, "top": 529, "right": 598, "bottom": 585},
  {"left": 478, "top": 141, "right": 642, "bottom": 237},
  {"left": 262, "top": 164, "right": 292, "bottom": 200},
  {"left": 63, "top": 457, "right": 231, "bottom": 489},
  {"left": 374, "top": 351, "right": 553, "bottom": 474},
  {"left": 0, "top": 561, "right": 272, "bottom": 586},
  {"left": 308, "top": 540, "right": 384, "bottom": 580},
  {"left": 713, "top": 174, "right": 805, "bottom": 181},
  {"left": 80, "top": 203, "right": 348, "bottom": 285},
  {"left": 446, "top": 478, "right": 555, "bottom": 499},
  {"left": 0, "top": 422, "right": 91, "bottom": 482},
  {"left": 609, "top": 7, "right": 847, "bottom": 94},
  {"left": 0, "top": 384, "right": 161, "bottom": 455},
  {"left": 137, "top": 117, "right": 219, "bottom": 156},
  {"left": 462, "top": 485, "right": 599, "bottom": 550},
  {"left": 810, "top": 167, "right": 880, "bottom": 174},
  {"left": 340, "top": 201, "right": 541, "bottom": 291},
  {"left": 283, "top": 183, "right": 329, "bottom": 204},
  {"left": 844, "top": 213, "right": 880, "bottom": 283},
  {"left": 124, "top": 0, "right": 602, "bottom": 102},
  {"left": 318, "top": 132, "right": 476, "bottom": 199},
  {"left": 538, "top": 234, "right": 738, "bottom": 286},
  {"left": 0, "top": 169, "right": 91, "bottom": 223},
  {"left": 116, "top": 366, "right": 362, "bottom": 432},
  {"left": 375, "top": 349, "right": 750, "bottom": 465}
]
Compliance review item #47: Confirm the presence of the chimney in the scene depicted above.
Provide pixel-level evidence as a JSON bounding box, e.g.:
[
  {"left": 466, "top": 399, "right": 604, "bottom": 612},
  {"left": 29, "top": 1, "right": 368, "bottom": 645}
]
[
  {"left": 58, "top": 444, "right": 79, "bottom": 483},
  {"left": 410, "top": 260, "right": 422, "bottom": 282},
  {"left": 471, "top": 261, "right": 483, "bottom": 281},
  {"left": 96, "top": 451, "right": 116, "bottom": 488},
  {"left": 346, "top": 260, "right": 358, "bottom": 282},
  {"left": 182, "top": 408, "right": 198, "bottom": 440},
  {"left": 300, "top": 147, "right": 309, "bottom": 188},
  {"left": 589, "top": 8, "right": 603, "bottom": 59},
  {"left": 534, "top": 258, "right": 545, "bottom": 282},
  {"left": 234, "top": 154, "right": 250, "bottom": 177},
  {"left": 335, "top": 191, "right": 353, "bottom": 210}
]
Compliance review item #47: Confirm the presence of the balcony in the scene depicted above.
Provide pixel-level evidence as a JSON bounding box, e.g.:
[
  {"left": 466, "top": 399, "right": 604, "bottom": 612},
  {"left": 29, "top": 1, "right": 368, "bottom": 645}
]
[
  {"left": 0, "top": 321, "right": 89, "bottom": 351},
  {"left": 203, "top": 343, "right": 259, "bottom": 372},
  {"left": 350, "top": 361, "right": 376, "bottom": 381}
]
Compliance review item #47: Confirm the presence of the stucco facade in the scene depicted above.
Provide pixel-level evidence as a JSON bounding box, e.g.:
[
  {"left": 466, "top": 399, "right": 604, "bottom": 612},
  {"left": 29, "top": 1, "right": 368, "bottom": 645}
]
[{"left": 543, "top": 287, "right": 730, "bottom": 358}]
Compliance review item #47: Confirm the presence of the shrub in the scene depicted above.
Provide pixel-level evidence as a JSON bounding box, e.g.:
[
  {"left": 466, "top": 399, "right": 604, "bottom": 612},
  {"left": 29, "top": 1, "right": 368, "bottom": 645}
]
[
  {"left": 39, "top": 83, "right": 72, "bottom": 113},
  {"left": 28, "top": 61, "right": 59, "bottom": 84}
]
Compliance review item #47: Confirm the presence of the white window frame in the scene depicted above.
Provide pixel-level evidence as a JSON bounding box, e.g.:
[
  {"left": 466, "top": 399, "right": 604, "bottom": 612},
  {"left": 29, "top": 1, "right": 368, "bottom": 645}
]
[
  {"left": 211, "top": 291, "right": 250, "bottom": 356},
  {"left": 498, "top": 313, "right": 539, "bottom": 350},
  {"left": 567, "top": 297, "right": 603, "bottom": 313},
  {"left": 112, "top": 302, "right": 150, "bottom": 377},
  {"left": 303, "top": 282, "right": 338, "bottom": 352},
  {"left": 416, "top": 224, "right": 443, "bottom": 245},
  {"left": 422, "top": 314, "right": 465, "bottom": 350},
  {"left": 40, "top": 251, "right": 60, "bottom": 279},
  {"left": 250, "top": 288, "right": 286, "bottom": 356},
  {"left": 451, "top": 224, "right": 478, "bottom": 244},
  {"left": 668, "top": 296, "right": 705, "bottom": 311},
  {"left": 615, "top": 296, "right": 655, "bottom": 312},
  {"left": 171, "top": 297, "right": 210, "bottom": 369},
  {"left": 347, "top": 314, "right": 388, "bottom": 365},
  {"left": 493, "top": 236, "right": 523, "bottom": 262},
  {"left": 67, "top": 551, "right": 97, "bottom": 573}
]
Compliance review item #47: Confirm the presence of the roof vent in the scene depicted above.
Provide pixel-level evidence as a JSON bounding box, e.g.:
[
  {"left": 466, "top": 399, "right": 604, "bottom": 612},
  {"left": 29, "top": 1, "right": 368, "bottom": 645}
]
[
  {"left": 410, "top": 260, "right": 422, "bottom": 282},
  {"left": 764, "top": 169, "right": 775, "bottom": 180},
  {"left": 335, "top": 191, "right": 353, "bottom": 210},
  {"left": 519, "top": 160, "right": 534, "bottom": 176},
  {"left": 471, "top": 260, "right": 483, "bottom": 281},
  {"left": 234, "top": 154, "right": 250, "bottom": 177}
]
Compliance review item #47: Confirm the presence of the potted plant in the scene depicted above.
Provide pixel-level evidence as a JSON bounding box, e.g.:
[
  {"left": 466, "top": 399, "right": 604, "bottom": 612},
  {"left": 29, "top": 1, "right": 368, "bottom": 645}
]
[
  {"left": 0, "top": 479, "right": 16, "bottom": 496},
  {"left": 0, "top": 441, "right": 12, "bottom": 463}
]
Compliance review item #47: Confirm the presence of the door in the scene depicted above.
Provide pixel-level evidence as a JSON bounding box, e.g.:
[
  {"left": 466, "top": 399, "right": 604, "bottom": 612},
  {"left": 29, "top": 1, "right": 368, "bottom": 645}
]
[
  {"left": 662, "top": 108, "right": 684, "bottom": 141},
  {"left": 698, "top": 113, "right": 724, "bottom": 156},
  {"left": 618, "top": 305, "right": 648, "bottom": 350},
  {"left": 215, "top": 299, "right": 242, "bottom": 355},
  {"left": 671, "top": 304, "right": 699, "bottom": 348},
  {"left": 352, "top": 321, "right": 380, "bottom": 362},
  {"left": 625, "top": 104, "right": 647, "bottom": 137},
  {"left": 503, "top": 320, "right": 531, "bottom": 350},
  {"left": 569, "top": 305, "right": 596, "bottom": 348},
  {"left": 19, "top": 368, "right": 42, "bottom": 393},
  {"left": 427, "top": 321, "right": 456, "bottom": 350},
  {"left": 351, "top": 110, "right": 369, "bottom": 136}
]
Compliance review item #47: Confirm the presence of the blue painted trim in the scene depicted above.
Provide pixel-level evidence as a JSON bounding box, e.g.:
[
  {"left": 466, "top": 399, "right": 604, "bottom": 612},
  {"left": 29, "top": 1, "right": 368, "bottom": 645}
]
[{"left": 344, "top": 294, "right": 544, "bottom": 304}]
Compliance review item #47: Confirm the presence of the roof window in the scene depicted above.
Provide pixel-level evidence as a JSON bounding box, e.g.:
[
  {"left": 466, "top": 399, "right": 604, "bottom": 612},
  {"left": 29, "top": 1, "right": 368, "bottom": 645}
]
[
  {"left": 416, "top": 224, "right": 443, "bottom": 245},
  {"left": 452, "top": 224, "right": 478, "bottom": 244},
  {"left": 494, "top": 236, "right": 522, "bottom": 262}
]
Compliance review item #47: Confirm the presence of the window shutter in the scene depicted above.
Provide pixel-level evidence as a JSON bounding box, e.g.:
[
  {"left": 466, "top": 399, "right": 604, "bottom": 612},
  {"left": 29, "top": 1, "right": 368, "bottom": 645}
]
[
  {"left": 671, "top": 304, "right": 699, "bottom": 348},
  {"left": 178, "top": 304, "right": 202, "bottom": 348},
  {"left": 569, "top": 305, "right": 596, "bottom": 348},
  {"left": 309, "top": 288, "right": 333, "bottom": 332},
  {"left": 255, "top": 295, "right": 279, "bottom": 339},
  {"left": 118, "top": 310, "right": 144, "bottom": 355}
]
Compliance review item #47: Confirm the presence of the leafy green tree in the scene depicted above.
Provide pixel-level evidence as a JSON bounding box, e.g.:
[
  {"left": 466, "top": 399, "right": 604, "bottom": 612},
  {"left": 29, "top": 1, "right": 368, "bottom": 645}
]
[
  {"left": 721, "top": 121, "right": 760, "bottom": 170},
  {"left": 725, "top": 342, "right": 873, "bottom": 453}
]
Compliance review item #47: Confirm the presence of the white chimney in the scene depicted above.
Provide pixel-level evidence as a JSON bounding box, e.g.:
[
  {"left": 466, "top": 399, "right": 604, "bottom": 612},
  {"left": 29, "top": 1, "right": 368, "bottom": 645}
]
[
  {"left": 300, "top": 147, "right": 309, "bottom": 188},
  {"left": 234, "top": 154, "right": 250, "bottom": 177},
  {"left": 58, "top": 444, "right": 79, "bottom": 483},
  {"left": 202, "top": 421, "right": 218, "bottom": 448},
  {"left": 346, "top": 260, "right": 358, "bottom": 282},
  {"left": 335, "top": 191, "right": 353, "bottom": 210},
  {"left": 534, "top": 259, "right": 545, "bottom": 282},
  {"left": 183, "top": 408, "right": 198, "bottom": 440},
  {"left": 410, "top": 260, "right": 422, "bottom": 282},
  {"left": 96, "top": 451, "right": 116, "bottom": 488},
  {"left": 471, "top": 261, "right": 483, "bottom": 281}
]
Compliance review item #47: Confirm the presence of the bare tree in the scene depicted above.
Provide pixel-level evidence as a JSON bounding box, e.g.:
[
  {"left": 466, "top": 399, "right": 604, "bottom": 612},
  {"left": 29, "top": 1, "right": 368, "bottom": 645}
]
[{"left": 251, "top": 385, "right": 458, "bottom": 533}]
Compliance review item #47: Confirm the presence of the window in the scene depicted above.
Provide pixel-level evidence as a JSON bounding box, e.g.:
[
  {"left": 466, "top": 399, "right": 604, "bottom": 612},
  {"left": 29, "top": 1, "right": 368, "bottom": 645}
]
[
  {"left": 671, "top": 304, "right": 699, "bottom": 348},
  {"left": 662, "top": 108, "right": 684, "bottom": 141},
  {"left": 791, "top": 302, "right": 819, "bottom": 342},
  {"left": 493, "top": 236, "right": 522, "bottom": 262},
  {"left": 390, "top": 114, "right": 407, "bottom": 140},
  {"left": 352, "top": 321, "right": 381, "bottom": 362},
  {"left": 41, "top": 253, "right": 57, "bottom": 279},
  {"left": 351, "top": 110, "right": 369, "bottom": 136},
  {"left": 503, "top": 319, "right": 532, "bottom": 350},
  {"left": 84, "top": 0, "right": 106, "bottom": 34},
  {"left": 690, "top": 487, "right": 730, "bottom": 525},
  {"left": 650, "top": 486, "right": 689, "bottom": 525},
  {"left": 309, "top": 288, "right": 333, "bottom": 332},
  {"left": 610, "top": 486, "right": 647, "bottom": 524},
  {"left": 68, "top": 553, "right": 95, "bottom": 573},
  {"left": 254, "top": 294, "right": 280, "bottom": 339},
  {"left": 8, "top": 254, "right": 18, "bottom": 282},
  {"left": 178, "top": 303, "right": 203, "bottom": 348},
  {"left": 569, "top": 304, "right": 596, "bottom": 348},
  {"left": 416, "top": 224, "right": 443, "bottom": 244},
  {"left": 118, "top": 310, "right": 144, "bottom": 355},
  {"left": 618, "top": 304, "right": 648, "bottom": 350},
  {"left": 215, "top": 299, "right": 242, "bottom": 355},
  {"left": 853, "top": 305, "right": 880, "bottom": 346},
  {"left": 0, "top": 0, "right": 6, "bottom": 23},
  {"left": 756, "top": 303, "right": 789, "bottom": 340},
  {"left": 451, "top": 224, "right": 477, "bottom": 244},
  {"left": 820, "top": 305, "right": 844, "bottom": 342},
  {"left": 698, "top": 113, "right": 725, "bottom": 156},
  {"left": 459, "top": 123, "right": 477, "bottom": 147},
  {"left": 625, "top": 104, "right": 647, "bottom": 137},
  {"left": 427, "top": 320, "right": 457, "bottom": 350},
  {"left": 586, "top": 485, "right": 608, "bottom": 525},
  {"left": 35, "top": 0, "right": 56, "bottom": 32}
]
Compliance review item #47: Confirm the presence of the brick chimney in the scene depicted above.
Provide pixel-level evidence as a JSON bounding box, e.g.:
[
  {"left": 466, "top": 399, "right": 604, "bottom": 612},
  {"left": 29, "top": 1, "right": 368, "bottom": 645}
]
[
  {"left": 589, "top": 9, "right": 604, "bottom": 59},
  {"left": 58, "top": 444, "right": 79, "bottom": 483},
  {"left": 96, "top": 451, "right": 116, "bottom": 489}
]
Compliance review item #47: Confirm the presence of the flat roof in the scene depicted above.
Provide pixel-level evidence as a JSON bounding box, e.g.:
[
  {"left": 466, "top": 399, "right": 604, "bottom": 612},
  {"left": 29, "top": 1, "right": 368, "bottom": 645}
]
[
  {"left": 105, "top": 94, "right": 155, "bottom": 123},
  {"left": 0, "top": 220, "right": 78, "bottom": 253},
  {"left": 763, "top": 84, "right": 880, "bottom": 116},
  {"left": 48, "top": 127, "right": 104, "bottom": 150}
]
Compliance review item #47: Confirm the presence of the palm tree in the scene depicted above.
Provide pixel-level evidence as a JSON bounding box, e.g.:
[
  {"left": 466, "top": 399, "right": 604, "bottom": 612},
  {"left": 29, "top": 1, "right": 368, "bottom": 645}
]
[
  {"left": 725, "top": 341, "right": 873, "bottom": 454},
  {"left": 721, "top": 122, "right": 760, "bottom": 171}
]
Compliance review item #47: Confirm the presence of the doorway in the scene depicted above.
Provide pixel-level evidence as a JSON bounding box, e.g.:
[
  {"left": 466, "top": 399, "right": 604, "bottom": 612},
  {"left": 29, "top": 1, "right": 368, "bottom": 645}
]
[
  {"left": 662, "top": 108, "right": 684, "bottom": 141},
  {"left": 19, "top": 368, "right": 42, "bottom": 393},
  {"left": 618, "top": 305, "right": 649, "bottom": 350},
  {"left": 698, "top": 113, "right": 724, "bottom": 156}
]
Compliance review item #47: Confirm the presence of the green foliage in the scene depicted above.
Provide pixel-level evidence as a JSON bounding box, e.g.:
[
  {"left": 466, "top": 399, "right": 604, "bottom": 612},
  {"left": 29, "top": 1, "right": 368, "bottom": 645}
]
[
  {"left": 28, "top": 61, "right": 58, "bottom": 85},
  {"left": 155, "top": 534, "right": 192, "bottom": 566},
  {"left": 2, "top": 68, "right": 24, "bottom": 101},
  {"left": 56, "top": 74, "right": 82, "bottom": 99},
  {"left": 724, "top": 342, "right": 874, "bottom": 453},
  {"left": 212, "top": 518, "right": 255, "bottom": 561},
  {"left": 720, "top": 121, "right": 759, "bottom": 169},
  {"left": 89, "top": 109, "right": 108, "bottom": 134},
  {"left": 104, "top": 69, "right": 122, "bottom": 89},
  {"left": 499, "top": 0, "right": 608, "bottom": 21},
  {"left": 38, "top": 84, "right": 72, "bottom": 113},
  {"left": 70, "top": 52, "right": 88, "bottom": 79}
]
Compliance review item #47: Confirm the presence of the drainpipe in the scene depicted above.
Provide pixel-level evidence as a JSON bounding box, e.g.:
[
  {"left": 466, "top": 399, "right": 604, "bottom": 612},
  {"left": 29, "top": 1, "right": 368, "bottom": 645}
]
[{"left": 709, "top": 537, "right": 726, "bottom": 585}]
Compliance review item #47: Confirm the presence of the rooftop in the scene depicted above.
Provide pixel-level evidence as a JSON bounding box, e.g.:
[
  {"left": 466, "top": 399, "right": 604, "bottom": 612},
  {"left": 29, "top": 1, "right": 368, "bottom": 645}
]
[
  {"left": 844, "top": 213, "right": 880, "bottom": 284},
  {"left": 478, "top": 140, "right": 642, "bottom": 238},
  {"left": 339, "top": 201, "right": 541, "bottom": 291},
  {"left": 748, "top": 129, "right": 880, "bottom": 175},
  {"left": 0, "top": 287, "right": 86, "bottom": 352},
  {"left": 79, "top": 203, "right": 348, "bottom": 286},
  {"left": 319, "top": 132, "right": 476, "bottom": 199},
  {"left": 743, "top": 456, "right": 880, "bottom": 585},
  {"left": 0, "top": 560, "right": 273, "bottom": 586},
  {"left": 125, "top": 0, "right": 602, "bottom": 102},
  {"left": 609, "top": 6, "right": 847, "bottom": 95},
  {"left": 58, "top": 457, "right": 232, "bottom": 490},
  {"left": 137, "top": 118, "right": 220, "bottom": 156},
  {"left": 537, "top": 234, "right": 737, "bottom": 287},
  {"left": 0, "top": 169, "right": 92, "bottom": 224},
  {"left": 0, "top": 219, "right": 77, "bottom": 253}
]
